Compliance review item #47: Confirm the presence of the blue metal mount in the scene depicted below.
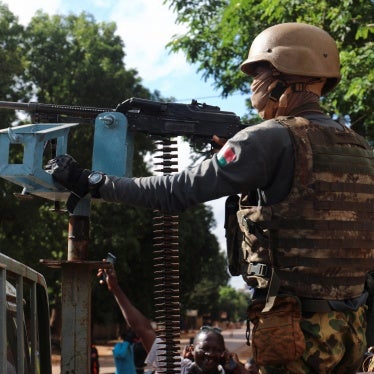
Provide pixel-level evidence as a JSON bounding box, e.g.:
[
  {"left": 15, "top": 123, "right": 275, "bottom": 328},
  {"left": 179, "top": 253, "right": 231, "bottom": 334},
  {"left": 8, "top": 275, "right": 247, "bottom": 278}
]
[
  {"left": 92, "top": 112, "right": 133, "bottom": 176},
  {"left": 0, "top": 112, "right": 132, "bottom": 201}
]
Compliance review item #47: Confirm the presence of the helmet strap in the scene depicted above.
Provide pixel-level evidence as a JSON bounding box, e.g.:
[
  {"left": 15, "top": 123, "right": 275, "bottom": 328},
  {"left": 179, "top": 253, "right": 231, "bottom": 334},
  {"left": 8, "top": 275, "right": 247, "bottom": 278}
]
[
  {"left": 262, "top": 80, "right": 286, "bottom": 119},
  {"left": 289, "top": 79, "right": 326, "bottom": 96},
  {"left": 276, "top": 79, "right": 325, "bottom": 116},
  {"left": 269, "top": 80, "right": 287, "bottom": 101}
]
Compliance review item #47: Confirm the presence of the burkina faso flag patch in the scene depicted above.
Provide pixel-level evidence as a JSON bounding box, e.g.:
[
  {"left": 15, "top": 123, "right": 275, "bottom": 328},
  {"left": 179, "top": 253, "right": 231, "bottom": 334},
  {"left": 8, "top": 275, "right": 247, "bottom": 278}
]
[{"left": 217, "top": 144, "right": 236, "bottom": 167}]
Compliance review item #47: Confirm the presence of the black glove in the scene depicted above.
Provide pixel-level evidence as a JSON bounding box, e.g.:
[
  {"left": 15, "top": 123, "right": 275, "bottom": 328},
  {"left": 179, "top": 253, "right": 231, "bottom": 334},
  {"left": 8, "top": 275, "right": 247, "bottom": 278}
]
[{"left": 44, "top": 154, "right": 91, "bottom": 199}]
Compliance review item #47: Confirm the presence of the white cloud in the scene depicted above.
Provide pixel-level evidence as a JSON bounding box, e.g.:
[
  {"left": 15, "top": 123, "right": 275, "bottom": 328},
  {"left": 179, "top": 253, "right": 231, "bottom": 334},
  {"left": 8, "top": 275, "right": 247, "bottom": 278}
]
[
  {"left": 110, "top": 0, "right": 190, "bottom": 83},
  {"left": 4, "top": 0, "right": 62, "bottom": 24}
]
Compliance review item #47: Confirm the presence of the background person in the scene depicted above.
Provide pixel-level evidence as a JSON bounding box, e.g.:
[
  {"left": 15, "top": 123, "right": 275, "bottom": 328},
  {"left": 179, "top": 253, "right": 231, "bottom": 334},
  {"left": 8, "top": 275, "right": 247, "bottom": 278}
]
[
  {"left": 112, "top": 329, "right": 137, "bottom": 374},
  {"left": 133, "top": 334, "right": 147, "bottom": 374},
  {"left": 98, "top": 263, "right": 249, "bottom": 373},
  {"left": 91, "top": 344, "right": 100, "bottom": 374}
]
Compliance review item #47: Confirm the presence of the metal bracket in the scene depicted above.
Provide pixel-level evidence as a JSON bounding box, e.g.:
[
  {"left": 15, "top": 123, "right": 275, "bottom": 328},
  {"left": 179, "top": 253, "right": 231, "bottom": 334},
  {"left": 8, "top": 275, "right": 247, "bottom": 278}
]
[
  {"left": 92, "top": 112, "right": 133, "bottom": 176},
  {"left": 0, "top": 122, "right": 78, "bottom": 200},
  {"left": 0, "top": 112, "right": 133, "bottom": 201}
]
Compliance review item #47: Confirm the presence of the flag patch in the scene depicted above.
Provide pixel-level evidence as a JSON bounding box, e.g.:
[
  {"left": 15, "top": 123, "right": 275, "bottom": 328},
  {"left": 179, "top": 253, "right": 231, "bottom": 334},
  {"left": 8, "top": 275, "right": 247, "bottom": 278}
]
[{"left": 217, "top": 144, "right": 236, "bottom": 167}]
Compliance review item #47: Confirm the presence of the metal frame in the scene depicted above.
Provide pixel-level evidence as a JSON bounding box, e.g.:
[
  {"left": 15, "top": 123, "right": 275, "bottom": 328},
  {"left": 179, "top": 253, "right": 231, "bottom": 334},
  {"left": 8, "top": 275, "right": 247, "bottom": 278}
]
[{"left": 0, "top": 252, "right": 52, "bottom": 374}]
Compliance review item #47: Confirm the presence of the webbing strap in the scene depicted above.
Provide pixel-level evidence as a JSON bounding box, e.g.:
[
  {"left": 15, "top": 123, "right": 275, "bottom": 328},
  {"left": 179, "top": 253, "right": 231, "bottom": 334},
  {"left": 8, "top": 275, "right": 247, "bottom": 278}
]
[
  {"left": 315, "top": 200, "right": 374, "bottom": 212},
  {"left": 277, "top": 256, "right": 373, "bottom": 269},
  {"left": 277, "top": 238, "right": 374, "bottom": 249},
  {"left": 261, "top": 219, "right": 374, "bottom": 231},
  {"left": 277, "top": 270, "right": 364, "bottom": 286},
  {"left": 262, "top": 270, "right": 281, "bottom": 313},
  {"left": 308, "top": 125, "right": 370, "bottom": 148},
  {"left": 311, "top": 180, "right": 374, "bottom": 194}
]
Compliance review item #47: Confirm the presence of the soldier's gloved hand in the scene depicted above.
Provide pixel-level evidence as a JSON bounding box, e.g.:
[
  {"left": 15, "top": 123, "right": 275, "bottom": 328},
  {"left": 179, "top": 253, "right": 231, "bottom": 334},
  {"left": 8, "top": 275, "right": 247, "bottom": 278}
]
[{"left": 44, "top": 154, "right": 91, "bottom": 198}]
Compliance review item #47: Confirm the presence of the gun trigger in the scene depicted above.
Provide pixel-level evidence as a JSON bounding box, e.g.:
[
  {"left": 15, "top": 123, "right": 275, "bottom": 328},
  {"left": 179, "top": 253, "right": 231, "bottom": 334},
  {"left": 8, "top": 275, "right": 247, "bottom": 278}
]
[{"left": 210, "top": 140, "right": 221, "bottom": 150}]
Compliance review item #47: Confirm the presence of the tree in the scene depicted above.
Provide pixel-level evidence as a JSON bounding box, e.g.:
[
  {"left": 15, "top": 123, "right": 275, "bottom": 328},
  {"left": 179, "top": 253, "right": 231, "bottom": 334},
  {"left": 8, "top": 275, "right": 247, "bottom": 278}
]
[
  {"left": 0, "top": 4, "right": 46, "bottom": 270},
  {"left": 23, "top": 11, "right": 151, "bottom": 107},
  {"left": 0, "top": 3, "right": 32, "bottom": 221},
  {"left": 165, "top": 0, "right": 374, "bottom": 139},
  {"left": 217, "top": 286, "right": 249, "bottom": 322},
  {"left": 180, "top": 205, "right": 228, "bottom": 286},
  {"left": 0, "top": 8, "right": 230, "bottom": 330},
  {"left": 0, "top": 3, "right": 29, "bottom": 126},
  {"left": 179, "top": 204, "right": 230, "bottom": 317}
]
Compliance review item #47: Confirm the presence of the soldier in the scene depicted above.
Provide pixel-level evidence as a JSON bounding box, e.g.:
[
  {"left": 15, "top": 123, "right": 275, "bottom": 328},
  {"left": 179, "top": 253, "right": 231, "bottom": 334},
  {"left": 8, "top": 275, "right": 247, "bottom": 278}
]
[{"left": 46, "top": 23, "right": 374, "bottom": 373}]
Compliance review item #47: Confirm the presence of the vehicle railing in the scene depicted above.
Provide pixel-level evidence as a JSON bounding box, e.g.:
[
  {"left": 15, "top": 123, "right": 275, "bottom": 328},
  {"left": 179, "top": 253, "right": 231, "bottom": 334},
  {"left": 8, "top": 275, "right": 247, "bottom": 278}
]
[{"left": 0, "top": 252, "right": 52, "bottom": 374}]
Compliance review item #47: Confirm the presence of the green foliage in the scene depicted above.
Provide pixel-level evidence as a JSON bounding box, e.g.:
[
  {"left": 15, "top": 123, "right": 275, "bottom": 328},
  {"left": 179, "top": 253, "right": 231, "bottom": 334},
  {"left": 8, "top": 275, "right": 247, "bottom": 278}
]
[
  {"left": 179, "top": 204, "right": 229, "bottom": 316},
  {"left": 23, "top": 11, "right": 150, "bottom": 106},
  {"left": 0, "top": 3, "right": 30, "bottom": 127},
  {"left": 165, "top": 0, "right": 374, "bottom": 139},
  {"left": 90, "top": 202, "right": 156, "bottom": 321},
  {"left": 188, "top": 278, "right": 221, "bottom": 317},
  {"left": 218, "top": 285, "right": 249, "bottom": 322}
]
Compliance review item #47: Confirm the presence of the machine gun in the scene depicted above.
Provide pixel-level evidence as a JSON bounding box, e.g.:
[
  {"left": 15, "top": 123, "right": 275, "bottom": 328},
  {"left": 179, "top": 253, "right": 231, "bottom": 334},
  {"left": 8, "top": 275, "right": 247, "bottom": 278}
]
[
  {"left": 0, "top": 97, "right": 245, "bottom": 144},
  {"left": 0, "top": 97, "right": 245, "bottom": 200},
  {"left": 0, "top": 98, "right": 246, "bottom": 372}
]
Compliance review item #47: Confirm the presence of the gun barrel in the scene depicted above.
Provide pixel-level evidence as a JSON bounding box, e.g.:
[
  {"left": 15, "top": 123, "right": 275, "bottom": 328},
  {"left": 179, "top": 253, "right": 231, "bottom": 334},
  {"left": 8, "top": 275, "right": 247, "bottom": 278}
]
[
  {"left": 0, "top": 101, "right": 33, "bottom": 111},
  {"left": 0, "top": 101, "right": 114, "bottom": 119}
]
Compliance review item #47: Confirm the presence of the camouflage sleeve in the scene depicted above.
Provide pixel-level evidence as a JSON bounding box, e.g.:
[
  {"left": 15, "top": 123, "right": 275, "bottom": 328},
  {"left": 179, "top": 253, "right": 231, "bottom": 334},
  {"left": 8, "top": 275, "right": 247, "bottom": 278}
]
[{"left": 99, "top": 120, "right": 294, "bottom": 212}]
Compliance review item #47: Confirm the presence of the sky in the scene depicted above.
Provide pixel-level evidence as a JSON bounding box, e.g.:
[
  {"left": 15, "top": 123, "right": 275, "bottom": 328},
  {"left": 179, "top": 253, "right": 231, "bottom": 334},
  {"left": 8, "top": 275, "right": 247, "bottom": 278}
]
[{"left": 3, "top": 0, "right": 250, "bottom": 290}]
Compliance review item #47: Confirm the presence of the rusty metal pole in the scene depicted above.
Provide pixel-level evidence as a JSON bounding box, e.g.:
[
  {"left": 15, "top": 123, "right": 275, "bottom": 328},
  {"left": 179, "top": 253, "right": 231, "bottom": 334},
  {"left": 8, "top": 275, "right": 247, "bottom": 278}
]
[
  {"left": 61, "top": 199, "right": 92, "bottom": 374},
  {"left": 67, "top": 215, "right": 90, "bottom": 260},
  {"left": 41, "top": 210, "right": 112, "bottom": 374}
]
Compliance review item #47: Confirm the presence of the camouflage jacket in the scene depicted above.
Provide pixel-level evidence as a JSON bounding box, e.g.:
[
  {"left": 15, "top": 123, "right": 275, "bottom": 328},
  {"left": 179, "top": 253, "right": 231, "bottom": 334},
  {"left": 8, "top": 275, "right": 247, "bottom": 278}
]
[{"left": 238, "top": 116, "right": 374, "bottom": 299}]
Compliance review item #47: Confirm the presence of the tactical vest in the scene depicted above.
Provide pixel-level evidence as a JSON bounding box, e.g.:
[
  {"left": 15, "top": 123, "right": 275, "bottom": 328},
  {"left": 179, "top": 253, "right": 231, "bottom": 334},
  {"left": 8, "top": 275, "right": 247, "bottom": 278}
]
[{"left": 237, "top": 117, "right": 374, "bottom": 299}]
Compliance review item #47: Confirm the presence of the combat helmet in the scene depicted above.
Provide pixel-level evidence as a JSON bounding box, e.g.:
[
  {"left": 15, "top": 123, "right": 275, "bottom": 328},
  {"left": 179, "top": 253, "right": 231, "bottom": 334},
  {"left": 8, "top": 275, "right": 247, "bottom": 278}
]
[{"left": 240, "top": 23, "right": 341, "bottom": 94}]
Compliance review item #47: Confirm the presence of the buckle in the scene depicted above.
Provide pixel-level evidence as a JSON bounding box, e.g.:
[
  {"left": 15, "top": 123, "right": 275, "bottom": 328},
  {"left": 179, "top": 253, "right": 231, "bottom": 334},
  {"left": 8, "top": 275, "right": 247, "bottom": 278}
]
[
  {"left": 269, "top": 81, "right": 286, "bottom": 101},
  {"left": 249, "top": 262, "right": 271, "bottom": 277}
]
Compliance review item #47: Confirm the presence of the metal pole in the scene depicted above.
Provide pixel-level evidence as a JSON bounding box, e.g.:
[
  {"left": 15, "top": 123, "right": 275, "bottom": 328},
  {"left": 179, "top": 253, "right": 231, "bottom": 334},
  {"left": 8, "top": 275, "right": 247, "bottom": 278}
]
[{"left": 60, "top": 198, "right": 91, "bottom": 374}]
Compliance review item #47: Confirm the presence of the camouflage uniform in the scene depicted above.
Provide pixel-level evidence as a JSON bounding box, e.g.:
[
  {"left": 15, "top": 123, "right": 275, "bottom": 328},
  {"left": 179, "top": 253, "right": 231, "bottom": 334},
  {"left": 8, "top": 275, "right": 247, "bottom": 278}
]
[
  {"left": 238, "top": 116, "right": 374, "bottom": 299},
  {"left": 238, "top": 116, "right": 373, "bottom": 373},
  {"left": 98, "top": 109, "right": 374, "bottom": 373},
  {"left": 366, "top": 353, "right": 374, "bottom": 372},
  {"left": 259, "top": 306, "right": 367, "bottom": 374}
]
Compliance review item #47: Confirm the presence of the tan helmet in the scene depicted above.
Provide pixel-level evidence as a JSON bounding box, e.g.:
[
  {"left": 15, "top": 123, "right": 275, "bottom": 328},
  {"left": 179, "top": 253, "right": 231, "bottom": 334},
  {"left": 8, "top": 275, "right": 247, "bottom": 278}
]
[{"left": 240, "top": 23, "right": 341, "bottom": 94}]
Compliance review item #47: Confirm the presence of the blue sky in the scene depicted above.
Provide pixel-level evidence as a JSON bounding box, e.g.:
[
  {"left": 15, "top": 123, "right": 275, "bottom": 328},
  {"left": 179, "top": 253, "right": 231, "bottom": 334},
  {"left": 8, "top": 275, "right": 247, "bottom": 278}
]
[{"left": 3, "top": 0, "right": 249, "bottom": 289}]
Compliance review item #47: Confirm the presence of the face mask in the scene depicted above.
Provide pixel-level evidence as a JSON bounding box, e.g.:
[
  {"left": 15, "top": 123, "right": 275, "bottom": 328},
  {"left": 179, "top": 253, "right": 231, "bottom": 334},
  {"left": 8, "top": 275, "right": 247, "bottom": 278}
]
[
  {"left": 251, "top": 67, "right": 325, "bottom": 119},
  {"left": 250, "top": 69, "right": 276, "bottom": 118},
  {"left": 250, "top": 68, "right": 285, "bottom": 119}
]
